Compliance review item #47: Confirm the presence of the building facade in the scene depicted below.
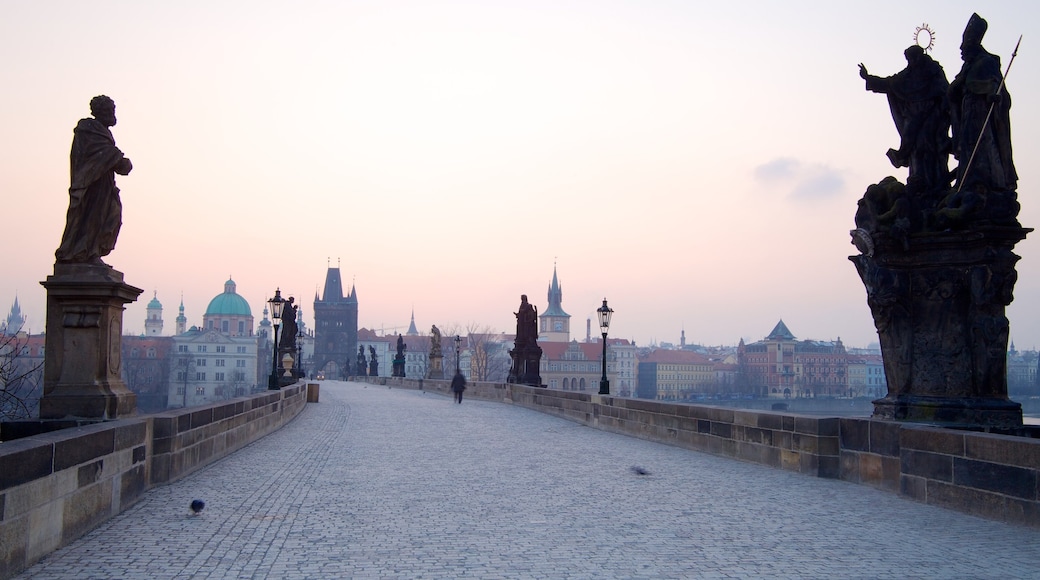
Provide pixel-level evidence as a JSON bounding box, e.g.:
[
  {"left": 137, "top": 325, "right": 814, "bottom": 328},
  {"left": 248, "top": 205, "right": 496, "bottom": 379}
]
[
  {"left": 738, "top": 320, "right": 849, "bottom": 398},
  {"left": 167, "top": 278, "right": 259, "bottom": 408},
  {"left": 636, "top": 349, "right": 715, "bottom": 400}
]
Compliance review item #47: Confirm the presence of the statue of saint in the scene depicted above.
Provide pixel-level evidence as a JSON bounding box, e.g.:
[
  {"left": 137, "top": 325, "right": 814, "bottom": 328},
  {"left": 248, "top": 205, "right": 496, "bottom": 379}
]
[
  {"left": 859, "top": 45, "right": 950, "bottom": 192},
  {"left": 280, "top": 297, "right": 298, "bottom": 348},
  {"left": 430, "top": 325, "right": 442, "bottom": 357},
  {"left": 949, "top": 13, "right": 1017, "bottom": 192},
  {"left": 396, "top": 334, "right": 406, "bottom": 357},
  {"left": 514, "top": 295, "right": 538, "bottom": 346},
  {"left": 357, "top": 345, "right": 367, "bottom": 375},
  {"left": 56, "top": 95, "right": 133, "bottom": 265}
]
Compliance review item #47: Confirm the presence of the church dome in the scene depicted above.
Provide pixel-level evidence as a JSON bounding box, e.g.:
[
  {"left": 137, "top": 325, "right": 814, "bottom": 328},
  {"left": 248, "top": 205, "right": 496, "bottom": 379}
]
[
  {"left": 205, "top": 278, "right": 252, "bottom": 317},
  {"left": 147, "top": 293, "right": 162, "bottom": 310}
]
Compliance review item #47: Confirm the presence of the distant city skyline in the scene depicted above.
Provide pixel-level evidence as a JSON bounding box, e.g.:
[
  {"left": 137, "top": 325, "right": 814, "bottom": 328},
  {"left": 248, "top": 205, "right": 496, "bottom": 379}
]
[{"left": 3, "top": 2, "right": 1040, "bottom": 350}]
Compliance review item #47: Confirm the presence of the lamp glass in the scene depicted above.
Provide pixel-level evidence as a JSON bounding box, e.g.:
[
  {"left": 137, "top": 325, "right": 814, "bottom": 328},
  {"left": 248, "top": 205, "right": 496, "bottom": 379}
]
[
  {"left": 597, "top": 299, "right": 613, "bottom": 333},
  {"left": 269, "top": 289, "right": 284, "bottom": 320}
]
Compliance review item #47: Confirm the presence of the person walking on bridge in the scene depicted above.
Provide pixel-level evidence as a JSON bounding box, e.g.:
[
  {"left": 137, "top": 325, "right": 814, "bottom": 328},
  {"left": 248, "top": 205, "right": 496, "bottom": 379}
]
[{"left": 451, "top": 371, "right": 467, "bottom": 404}]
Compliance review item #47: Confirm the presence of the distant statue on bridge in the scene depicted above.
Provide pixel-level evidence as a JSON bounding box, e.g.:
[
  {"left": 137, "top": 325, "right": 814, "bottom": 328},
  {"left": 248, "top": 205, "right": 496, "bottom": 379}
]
[
  {"left": 508, "top": 294, "right": 543, "bottom": 387},
  {"left": 56, "top": 95, "right": 133, "bottom": 265},
  {"left": 430, "top": 325, "right": 442, "bottom": 357},
  {"left": 368, "top": 346, "right": 378, "bottom": 376},
  {"left": 392, "top": 334, "right": 406, "bottom": 377},
  {"left": 357, "top": 345, "right": 367, "bottom": 377},
  {"left": 280, "top": 297, "right": 298, "bottom": 349},
  {"left": 513, "top": 295, "right": 538, "bottom": 346}
]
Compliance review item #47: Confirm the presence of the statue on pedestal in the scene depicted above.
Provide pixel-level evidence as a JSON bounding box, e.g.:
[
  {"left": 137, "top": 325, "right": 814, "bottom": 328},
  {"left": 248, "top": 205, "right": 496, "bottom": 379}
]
[
  {"left": 40, "top": 96, "right": 142, "bottom": 420},
  {"left": 851, "top": 15, "right": 1026, "bottom": 429},
  {"left": 508, "top": 295, "right": 543, "bottom": 387},
  {"left": 392, "top": 334, "right": 406, "bottom": 377},
  {"left": 427, "top": 325, "right": 444, "bottom": 379},
  {"left": 357, "top": 345, "right": 367, "bottom": 377},
  {"left": 368, "top": 345, "right": 378, "bottom": 377}
]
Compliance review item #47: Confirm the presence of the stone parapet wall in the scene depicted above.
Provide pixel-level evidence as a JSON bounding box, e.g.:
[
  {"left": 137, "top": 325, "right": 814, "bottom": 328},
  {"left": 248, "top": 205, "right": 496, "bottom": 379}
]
[
  {"left": 841, "top": 418, "right": 1039, "bottom": 526},
  {"left": 366, "top": 377, "right": 1038, "bottom": 527},
  {"left": 507, "top": 385, "right": 840, "bottom": 478},
  {"left": 0, "top": 383, "right": 307, "bottom": 579},
  {"left": 151, "top": 383, "right": 306, "bottom": 483}
]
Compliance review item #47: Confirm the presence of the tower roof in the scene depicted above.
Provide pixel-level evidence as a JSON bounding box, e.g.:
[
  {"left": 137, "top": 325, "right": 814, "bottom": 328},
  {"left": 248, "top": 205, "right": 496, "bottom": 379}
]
[
  {"left": 320, "top": 267, "right": 344, "bottom": 302},
  {"left": 766, "top": 319, "right": 795, "bottom": 341},
  {"left": 543, "top": 265, "right": 570, "bottom": 317},
  {"left": 204, "top": 277, "right": 252, "bottom": 317},
  {"left": 147, "top": 291, "right": 162, "bottom": 310},
  {"left": 406, "top": 308, "right": 419, "bottom": 335}
]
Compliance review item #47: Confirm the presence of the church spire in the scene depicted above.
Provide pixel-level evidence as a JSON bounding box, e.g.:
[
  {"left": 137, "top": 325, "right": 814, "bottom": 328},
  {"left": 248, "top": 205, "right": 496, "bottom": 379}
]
[{"left": 406, "top": 307, "right": 419, "bottom": 336}]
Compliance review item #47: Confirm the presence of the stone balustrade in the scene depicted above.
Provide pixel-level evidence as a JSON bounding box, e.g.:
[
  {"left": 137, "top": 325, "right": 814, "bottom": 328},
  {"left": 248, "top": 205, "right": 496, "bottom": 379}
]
[
  {"left": 371, "top": 376, "right": 1039, "bottom": 527},
  {"left": 0, "top": 382, "right": 307, "bottom": 579}
]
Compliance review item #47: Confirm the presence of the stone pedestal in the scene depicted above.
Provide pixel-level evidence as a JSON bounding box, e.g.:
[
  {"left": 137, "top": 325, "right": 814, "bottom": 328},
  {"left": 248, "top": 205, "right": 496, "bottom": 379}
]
[
  {"left": 427, "top": 355, "right": 443, "bottom": 379},
  {"left": 508, "top": 344, "right": 543, "bottom": 387},
  {"left": 851, "top": 227, "right": 1028, "bottom": 429},
  {"left": 39, "top": 264, "right": 142, "bottom": 419},
  {"left": 392, "top": 355, "right": 405, "bottom": 378}
]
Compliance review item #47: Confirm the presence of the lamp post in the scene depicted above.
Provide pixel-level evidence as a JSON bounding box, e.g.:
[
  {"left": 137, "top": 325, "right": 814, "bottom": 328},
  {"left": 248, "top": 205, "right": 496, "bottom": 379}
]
[
  {"left": 268, "top": 289, "right": 285, "bottom": 389},
  {"left": 597, "top": 298, "right": 613, "bottom": 395},
  {"left": 296, "top": 329, "right": 305, "bottom": 378},
  {"left": 455, "top": 335, "right": 461, "bottom": 375}
]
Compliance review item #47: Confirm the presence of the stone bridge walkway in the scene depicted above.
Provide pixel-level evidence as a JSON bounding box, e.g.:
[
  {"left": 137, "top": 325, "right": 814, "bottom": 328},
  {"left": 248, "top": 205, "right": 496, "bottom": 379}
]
[{"left": 16, "top": 381, "right": 1040, "bottom": 579}]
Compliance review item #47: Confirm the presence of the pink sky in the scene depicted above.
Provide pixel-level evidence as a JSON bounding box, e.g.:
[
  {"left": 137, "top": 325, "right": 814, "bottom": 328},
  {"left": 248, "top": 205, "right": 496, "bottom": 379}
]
[{"left": 3, "top": 1, "right": 1040, "bottom": 349}]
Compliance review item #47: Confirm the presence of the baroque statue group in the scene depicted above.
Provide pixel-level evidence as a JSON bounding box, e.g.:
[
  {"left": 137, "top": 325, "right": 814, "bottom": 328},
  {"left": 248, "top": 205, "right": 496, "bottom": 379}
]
[{"left": 851, "top": 13, "right": 1027, "bottom": 428}]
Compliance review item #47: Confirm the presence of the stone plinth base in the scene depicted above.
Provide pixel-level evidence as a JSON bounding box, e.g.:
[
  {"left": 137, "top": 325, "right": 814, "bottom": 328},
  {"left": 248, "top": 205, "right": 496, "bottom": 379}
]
[
  {"left": 38, "top": 263, "right": 142, "bottom": 420},
  {"left": 508, "top": 344, "right": 543, "bottom": 387},
  {"left": 427, "top": 355, "right": 443, "bottom": 379},
  {"left": 873, "top": 394, "right": 1022, "bottom": 429},
  {"left": 851, "top": 226, "right": 1029, "bottom": 429}
]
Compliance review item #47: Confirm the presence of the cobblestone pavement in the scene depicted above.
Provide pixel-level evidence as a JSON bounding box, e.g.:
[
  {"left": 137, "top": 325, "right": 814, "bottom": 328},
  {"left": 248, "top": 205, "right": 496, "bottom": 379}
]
[{"left": 17, "top": 381, "right": 1040, "bottom": 579}]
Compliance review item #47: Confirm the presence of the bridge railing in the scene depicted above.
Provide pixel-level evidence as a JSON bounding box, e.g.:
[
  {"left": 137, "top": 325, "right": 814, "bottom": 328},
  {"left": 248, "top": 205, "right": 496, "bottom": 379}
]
[{"left": 0, "top": 382, "right": 308, "bottom": 579}]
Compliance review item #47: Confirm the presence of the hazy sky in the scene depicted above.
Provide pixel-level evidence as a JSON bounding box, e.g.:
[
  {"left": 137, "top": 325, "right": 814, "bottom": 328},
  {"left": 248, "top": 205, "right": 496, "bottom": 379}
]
[{"left": 3, "top": 1, "right": 1039, "bottom": 349}]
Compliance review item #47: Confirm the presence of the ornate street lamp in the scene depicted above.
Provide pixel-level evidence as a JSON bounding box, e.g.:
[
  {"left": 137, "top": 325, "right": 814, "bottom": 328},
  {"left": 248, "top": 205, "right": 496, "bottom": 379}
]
[
  {"left": 296, "top": 328, "right": 305, "bottom": 378},
  {"left": 268, "top": 289, "right": 285, "bottom": 389},
  {"left": 597, "top": 298, "right": 613, "bottom": 395},
  {"left": 455, "top": 335, "right": 461, "bottom": 375}
]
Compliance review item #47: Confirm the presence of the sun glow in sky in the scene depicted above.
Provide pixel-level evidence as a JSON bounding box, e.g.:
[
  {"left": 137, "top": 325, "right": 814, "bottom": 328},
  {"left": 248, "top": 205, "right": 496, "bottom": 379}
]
[{"left": 3, "top": 1, "right": 1040, "bottom": 348}]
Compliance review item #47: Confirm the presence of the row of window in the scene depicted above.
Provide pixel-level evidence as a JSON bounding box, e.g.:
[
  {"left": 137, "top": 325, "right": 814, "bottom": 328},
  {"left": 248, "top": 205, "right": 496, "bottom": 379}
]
[
  {"left": 177, "top": 345, "right": 250, "bottom": 353},
  {"left": 191, "top": 358, "right": 247, "bottom": 367},
  {"left": 175, "top": 371, "right": 246, "bottom": 382}
]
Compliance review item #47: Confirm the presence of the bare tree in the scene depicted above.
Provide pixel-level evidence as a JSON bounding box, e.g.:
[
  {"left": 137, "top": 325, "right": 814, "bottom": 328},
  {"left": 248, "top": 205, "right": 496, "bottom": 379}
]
[
  {"left": 465, "top": 324, "right": 510, "bottom": 382},
  {"left": 440, "top": 323, "right": 462, "bottom": 376},
  {"left": 0, "top": 331, "right": 43, "bottom": 420}
]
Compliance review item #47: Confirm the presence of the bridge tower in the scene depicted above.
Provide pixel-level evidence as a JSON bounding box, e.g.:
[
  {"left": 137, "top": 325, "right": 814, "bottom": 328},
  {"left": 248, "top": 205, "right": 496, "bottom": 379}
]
[{"left": 312, "top": 266, "right": 358, "bottom": 378}]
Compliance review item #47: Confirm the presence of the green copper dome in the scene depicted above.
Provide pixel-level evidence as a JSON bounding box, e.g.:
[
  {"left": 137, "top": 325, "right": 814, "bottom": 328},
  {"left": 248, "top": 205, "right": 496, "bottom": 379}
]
[
  {"left": 205, "top": 278, "right": 252, "bottom": 317},
  {"left": 147, "top": 293, "right": 162, "bottom": 309}
]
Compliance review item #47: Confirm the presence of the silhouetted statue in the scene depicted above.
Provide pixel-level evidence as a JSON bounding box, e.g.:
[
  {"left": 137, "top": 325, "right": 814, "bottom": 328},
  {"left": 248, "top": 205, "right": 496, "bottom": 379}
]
[
  {"left": 508, "top": 294, "right": 543, "bottom": 386},
  {"left": 514, "top": 294, "right": 538, "bottom": 346},
  {"left": 949, "top": 13, "right": 1017, "bottom": 193},
  {"left": 368, "top": 346, "right": 378, "bottom": 376},
  {"left": 859, "top": 45, "right": 951, "bottom": 192},
  {"left": 850, "top": 14, "right": 1027, "bottom": 429},
  {"left": 430, "top": 325, "right": 442, "bottom": 357},
  {"left": 280, "top": 297, "right": 298, "bottom": 349},
  {"left": 56, "top": 95, "right": 133, "bottom": 265},
  {"left": 357, "top": 345, "right": 367, "bottom": 376},
  {"left": 392, "top": 334, "right": 406, "bottom": 377}
]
